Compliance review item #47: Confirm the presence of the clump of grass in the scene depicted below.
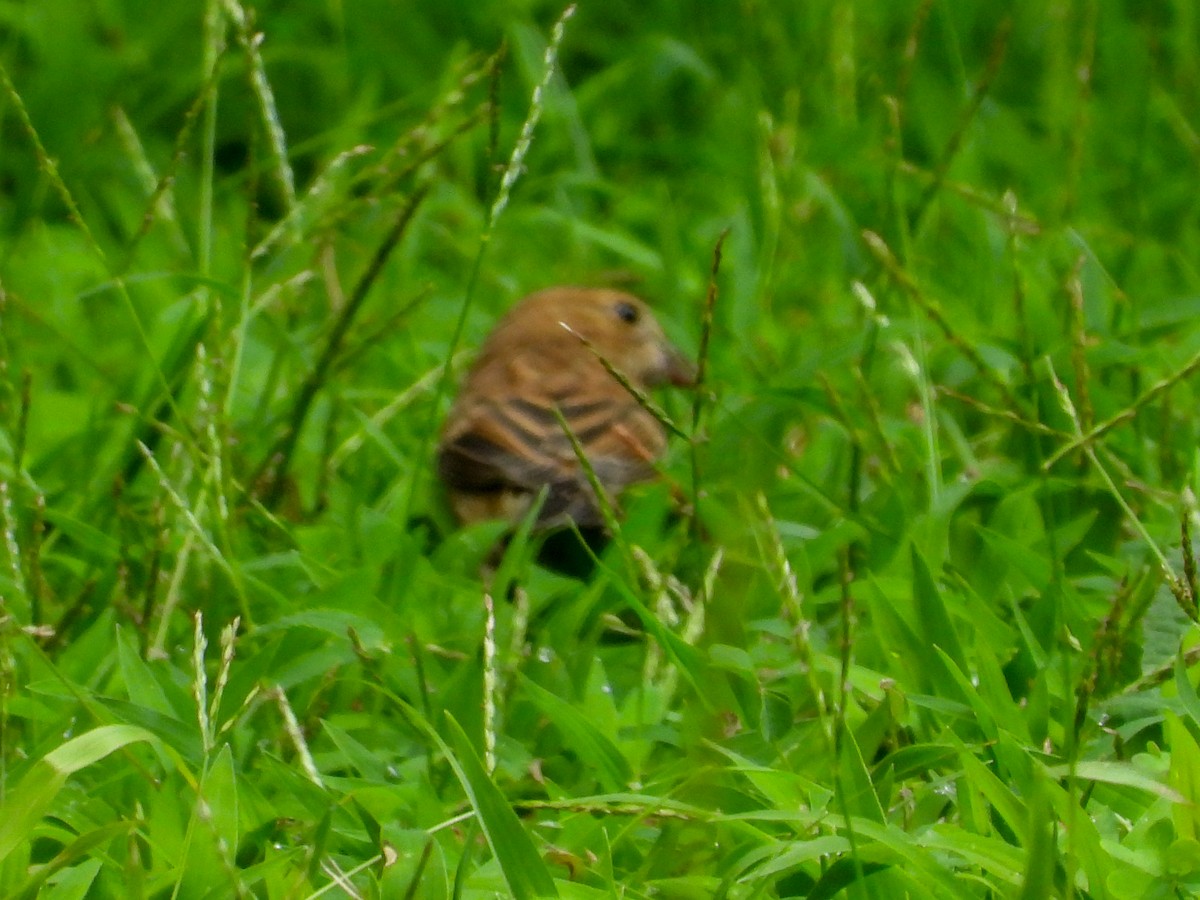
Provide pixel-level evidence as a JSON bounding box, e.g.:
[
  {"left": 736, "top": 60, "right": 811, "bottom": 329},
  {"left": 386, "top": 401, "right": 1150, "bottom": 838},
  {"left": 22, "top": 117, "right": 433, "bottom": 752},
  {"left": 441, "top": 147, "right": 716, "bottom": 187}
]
[{"left": 1, "top": 1, "right": 1199, "bottom": 896}]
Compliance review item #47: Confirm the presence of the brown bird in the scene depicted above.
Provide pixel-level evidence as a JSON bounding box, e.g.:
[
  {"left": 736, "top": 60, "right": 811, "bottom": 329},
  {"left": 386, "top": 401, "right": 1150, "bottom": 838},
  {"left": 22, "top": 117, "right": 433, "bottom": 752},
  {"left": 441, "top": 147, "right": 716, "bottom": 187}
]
[{"left": 438, "top": 286, "right": 695, "bottom": 531}]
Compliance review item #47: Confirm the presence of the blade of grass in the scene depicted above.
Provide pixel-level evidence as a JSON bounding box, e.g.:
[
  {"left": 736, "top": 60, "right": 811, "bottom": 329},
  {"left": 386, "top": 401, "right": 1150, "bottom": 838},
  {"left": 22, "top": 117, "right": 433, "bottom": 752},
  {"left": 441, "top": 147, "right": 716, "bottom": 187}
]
[
  {"left": 442, "top": 714, "right": 560, "bottom": 899},
  {"left": 0, "top": 725, "right": 159, "bottom": 864}
]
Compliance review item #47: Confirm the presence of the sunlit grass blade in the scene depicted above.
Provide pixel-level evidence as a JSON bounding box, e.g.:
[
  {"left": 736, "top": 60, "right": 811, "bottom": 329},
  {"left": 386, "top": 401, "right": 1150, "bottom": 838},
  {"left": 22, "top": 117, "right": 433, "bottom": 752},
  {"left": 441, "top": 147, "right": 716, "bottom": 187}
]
[
  {"left": 442, "top": 715, "right": 560, "bottom": 899},
  {"left": 0, "top": 725, "right": 159, "bottom": 864},
  {"left": 519, "top": 675, "right": 633, "bottom": 792}
]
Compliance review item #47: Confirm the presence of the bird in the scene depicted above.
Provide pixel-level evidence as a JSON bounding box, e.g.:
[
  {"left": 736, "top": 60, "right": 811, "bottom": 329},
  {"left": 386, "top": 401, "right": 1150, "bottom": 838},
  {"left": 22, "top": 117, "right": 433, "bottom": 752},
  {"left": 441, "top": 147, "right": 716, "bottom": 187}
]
[{"left": 437, "top": 286, "right": 695, "bottom": 533}]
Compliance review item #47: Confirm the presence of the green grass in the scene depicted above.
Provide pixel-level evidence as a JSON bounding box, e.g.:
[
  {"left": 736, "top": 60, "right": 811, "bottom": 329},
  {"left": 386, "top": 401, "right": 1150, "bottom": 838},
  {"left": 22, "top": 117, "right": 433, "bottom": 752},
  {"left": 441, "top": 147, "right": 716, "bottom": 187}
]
[{"left": 2, "top": 0, "right": 1200, "bottom": 896}]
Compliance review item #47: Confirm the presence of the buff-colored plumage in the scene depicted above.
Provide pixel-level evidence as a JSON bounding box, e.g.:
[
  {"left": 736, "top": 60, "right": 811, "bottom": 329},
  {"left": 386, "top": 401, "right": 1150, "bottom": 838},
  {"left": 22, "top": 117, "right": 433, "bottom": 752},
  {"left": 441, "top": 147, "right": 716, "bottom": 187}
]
[{"left": 438, "top": 286, "right": 694, "bottom": 530}]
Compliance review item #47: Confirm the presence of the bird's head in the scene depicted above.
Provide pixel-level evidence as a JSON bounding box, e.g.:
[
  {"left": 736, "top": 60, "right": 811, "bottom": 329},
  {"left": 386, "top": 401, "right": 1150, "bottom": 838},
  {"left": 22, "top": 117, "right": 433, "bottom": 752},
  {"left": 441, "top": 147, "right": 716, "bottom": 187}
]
[{"left": 504, "top": 287, "right": 696, "bottom": 389}]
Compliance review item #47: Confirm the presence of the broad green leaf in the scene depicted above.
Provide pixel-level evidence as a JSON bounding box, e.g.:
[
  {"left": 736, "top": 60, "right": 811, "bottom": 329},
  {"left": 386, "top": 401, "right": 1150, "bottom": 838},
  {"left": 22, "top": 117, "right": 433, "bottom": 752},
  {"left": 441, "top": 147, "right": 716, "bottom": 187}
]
[
  {"left": 588, "top": 556, "right": 711, "bottom": 703},
  {"left": 977, "top": 526, "right": 1052, "bottom": 591},
  {"left": 323, "top": 720, "right": 390, "bottom": 782},
  {"left": 919, "top": 827, "right": 1024, "bottom": 885},
  {"left": 443, "top": 715, "right": 560, "bottom": 898},
  {"left": 115, "top": 625, "right": 176, "bottom": 717},
  {"left": 911, "top": 544, "right": 967, "bottom": 672},
  {"left": 11, "top": 821, "right": 135, "bottom": 898},
  {"left": 854, "top": 687, "right": 905, "bottom": 768},
  {"left": 1044, "top": 760, "right": 1185, "bottom": 804},
  {"left": 1041, "top": 769, "right": 1114, "bottom": 899},
  {"left": 957, "top": 749, "right": 1029, "bottom": 847},
  {"left": 1168, "top": 713, "right": 1200, "bottom": 841},
  {"left": 204, "top": 745, "right": 240, "bottom": 859},
  {"left": 1176, "top": 647, "right": 1200, "bottom": 730},
  {"left": 39, "top": 857, "right": 102, "bottom": 900},
  {"left": 705, "top": 741, "right": 819, "bottom": 812},
  {"left": 0, "top": 726, "right": 158, "bottom": 864},
  {"left": 91, "top": 696, "right": 199, "bottom": 760},
  {"left": 836, "top": 727, "right": 885, "bottom": 824},
  {"left": 39, "top": 511, "right": 120, "bottom": 561},
  {"left": 874, "top": 744, "right": 958, "bottom": 782},
  {"left": 1017, "top": 774, "right": 1054, "bottom": 900},
  {"left": 972, "top": 641, "right": 1028, "bottom": 743},
  {"left": 839, "top": 818, "right": 982, "bottom": 899},
  {"left": 1167, "top": 838, "right": 1200, "bottom": 878},
  {"left": 806, "top": 858, "right": 892, "bottom": 900},
  {"left": 864, "top": 576, "right": 933, "bottom": 692},
  {"left": 520, "top": 676, "right": 633, "bottom": 793},
  {"left": 932, "top": 647, "right": 998, "bottom": 743},
  {"left": 257, "top": 607, "right": 387, "bottom": 649},
  {"left": 739, "top": 835, "right": 851, "bottom": 881}
]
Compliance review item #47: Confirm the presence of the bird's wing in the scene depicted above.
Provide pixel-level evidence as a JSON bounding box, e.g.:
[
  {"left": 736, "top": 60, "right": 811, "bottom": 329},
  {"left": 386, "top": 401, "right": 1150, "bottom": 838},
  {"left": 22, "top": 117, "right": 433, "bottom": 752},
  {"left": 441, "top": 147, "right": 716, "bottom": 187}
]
[{"left": 438, "top": 391, "right": 663, "bottom": 527}]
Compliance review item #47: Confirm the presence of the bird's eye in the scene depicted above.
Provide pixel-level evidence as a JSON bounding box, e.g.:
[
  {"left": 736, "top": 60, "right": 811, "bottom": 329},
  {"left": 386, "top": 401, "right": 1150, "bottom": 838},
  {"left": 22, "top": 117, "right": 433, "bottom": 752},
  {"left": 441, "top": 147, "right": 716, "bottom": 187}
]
[{"left": 614, "top": 301, "right": 640, "bottom": 325}]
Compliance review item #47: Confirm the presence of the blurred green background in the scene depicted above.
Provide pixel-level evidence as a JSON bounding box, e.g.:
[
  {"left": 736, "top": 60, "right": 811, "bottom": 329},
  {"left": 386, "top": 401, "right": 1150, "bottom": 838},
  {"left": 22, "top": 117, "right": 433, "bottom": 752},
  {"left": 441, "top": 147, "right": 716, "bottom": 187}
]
[{"left": 3, "top": 0, "right": 1200, "bottom": 896}]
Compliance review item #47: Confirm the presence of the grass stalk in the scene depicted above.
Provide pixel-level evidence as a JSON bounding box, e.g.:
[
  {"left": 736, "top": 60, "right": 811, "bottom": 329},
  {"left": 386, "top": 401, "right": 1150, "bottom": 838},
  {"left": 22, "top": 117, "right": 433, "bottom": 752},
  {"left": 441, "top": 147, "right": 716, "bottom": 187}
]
[{"left": 400, "top": 4, "right": 577, "bottom": 527}]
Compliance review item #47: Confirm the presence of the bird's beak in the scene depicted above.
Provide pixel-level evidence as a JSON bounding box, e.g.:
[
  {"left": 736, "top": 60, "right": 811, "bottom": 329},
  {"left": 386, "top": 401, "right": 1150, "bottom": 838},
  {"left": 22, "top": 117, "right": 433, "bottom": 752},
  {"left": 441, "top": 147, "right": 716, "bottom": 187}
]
[{"left": 663, "top": 343, "right": 698, "bottom": 388}]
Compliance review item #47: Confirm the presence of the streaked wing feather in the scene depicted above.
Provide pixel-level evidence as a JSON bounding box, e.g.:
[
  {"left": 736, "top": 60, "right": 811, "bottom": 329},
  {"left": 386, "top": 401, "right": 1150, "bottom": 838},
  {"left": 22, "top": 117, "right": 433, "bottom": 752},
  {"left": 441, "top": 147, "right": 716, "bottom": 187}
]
[
  {"left": 437, "top": 429, "right": 558, "bottom": 493},
  {"left": 439, "top": 380, "right": 666, "bottom": 528}
]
